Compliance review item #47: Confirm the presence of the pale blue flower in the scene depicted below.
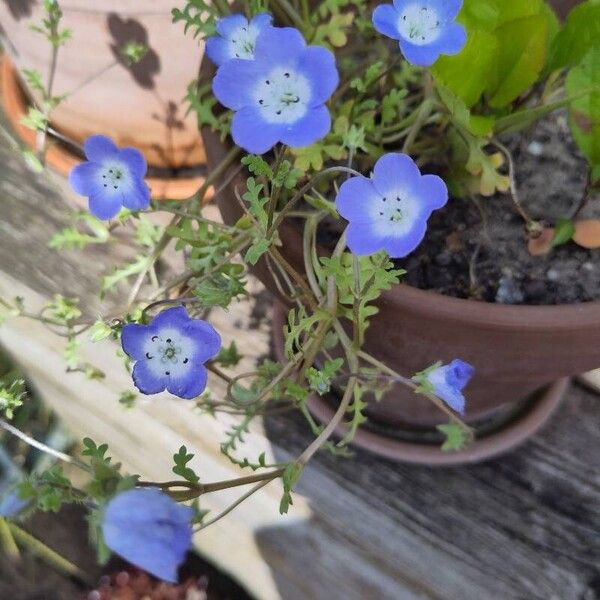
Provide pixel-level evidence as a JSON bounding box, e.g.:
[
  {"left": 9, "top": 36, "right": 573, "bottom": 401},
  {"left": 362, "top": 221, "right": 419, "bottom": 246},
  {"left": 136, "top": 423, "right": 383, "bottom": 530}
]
[
  {"left": 373, "top": 0, "right": 467, "bottom": 67},
  {"left": 336, "top": 153, "right": 448, "bottom": 258},
  {"left": 426, "top": 359, "right": 474, "bottom": 414}
]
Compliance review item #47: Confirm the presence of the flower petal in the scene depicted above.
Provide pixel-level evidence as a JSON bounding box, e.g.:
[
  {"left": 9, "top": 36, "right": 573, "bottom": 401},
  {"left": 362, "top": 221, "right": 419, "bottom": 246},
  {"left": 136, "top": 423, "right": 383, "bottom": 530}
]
[
  {"left": 184, "top": 320, "right": 221, "bottom": 361},
  {"left": 279, "top": 105, "right": 331, "bottom": 148},
  {"left": 206, "top": 36, "right": 233, "bottom": 66},
  {"left": 231, "top": 106, "right": 283, "bottom": 154},
  {"left": 250, "top": 13, "right": 273, "bottom": 30},
  {"left": 132, "top": 360, "right": 167, "bottom": 395},
  {"left": 296, "top": 46, "right": 339, "bottom": 106},
  {"left": 445, "top": 359, "right": 475, "bottom": 391},
  {"left": 434, "top": 22, "right": 467, "bottom": 55},
  {"left": 254, "top": 27, "right": 306, "bottom": 66},
  {"left": 121, "top": 323, "right": 151, "bottom": 361},
  {"left": 373, "top": 4, "right": 401, "bottom": 40},
  {"left": 119, "top": 147, "right": 147, "bottom": 178},
  {"left": 336, "top": 176, "right": 380, "bottom": 223},
  {"left": 121, "top": 178, "right": 151, "bottom": 211},
  {"left": 152, "top": 306, "right": 191, "bottom": 330},
  {"left": 69, "top": 161, "right": 102, "bottom": 196},
  {"left": 346, "top": 222, "right": 387, "bottom": 256},
  {"left": 88, "top": 191, "right": 123, "bottom": 220},
  {"left": 399, "top": 39, "right": 441, "bottom": 67},
  {"left": 215, "top": 13, "right": 248, "bottom": 37},
  {"left": 384, "top": 218, "right": 428, "bottom": 258},
  {"left": 419, "top": 174, "right": 448, "bottom": 210},
  {"left": 432, "top": 0, "right": 463, "bottom": 20},
  {"left": 84, "top": 135, "right": 119, "bottom": 162},
  {"left": 167, "top": 364, "right": 208, "bottom": 399},
  {"left": 102, "top": 489, "right": 193, "bottom": 582},
  {"left": 372, "top": 153, "right": 421, "bottom": 196},
  {"left": 212, "top": 59, "right": 265, "bottom": 110}
]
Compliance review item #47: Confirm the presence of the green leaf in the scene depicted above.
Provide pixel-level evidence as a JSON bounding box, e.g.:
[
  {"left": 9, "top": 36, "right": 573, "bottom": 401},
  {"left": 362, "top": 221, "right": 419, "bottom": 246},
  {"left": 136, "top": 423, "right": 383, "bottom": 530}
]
[
  {"left": 487, "top": 15, "right": 550, "bottom": 108},
  {"left": 437, "top": 423, "right": 470, "bottom": 452},
  {"left": 172, "top": 445, "right": 200, "bottom": 484},
  {"left": 245, "top": 239, "right": 270, "bottom": 266},
  {"left": 88, "top": 320, "right": 113, "bottom": 343},
  {"left": 567, "top": 46, "right": 600, "bottom": 181},
  {"left": 552, "top": 218, "right": 575, "bottom": 247},
  {"left": 279, "top": 462, "right": 303, "bottom": 514},
  {"left": 548, "top": 0, "right": 600, "bottom": 71}
]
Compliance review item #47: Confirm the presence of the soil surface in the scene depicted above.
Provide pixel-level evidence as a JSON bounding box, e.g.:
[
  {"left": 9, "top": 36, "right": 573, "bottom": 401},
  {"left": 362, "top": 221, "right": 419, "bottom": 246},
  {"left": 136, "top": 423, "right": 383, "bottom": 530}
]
[{"left": 397, "top": 115, "right": 599, "bottom": 305}]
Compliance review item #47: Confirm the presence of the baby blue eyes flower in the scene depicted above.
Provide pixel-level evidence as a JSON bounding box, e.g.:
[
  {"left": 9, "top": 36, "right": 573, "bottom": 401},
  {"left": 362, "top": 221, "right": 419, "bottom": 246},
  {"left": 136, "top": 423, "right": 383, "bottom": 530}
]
[
  {"left": 206, "top": 13, "right": 273, "bottom": 66},
  {"left": 69, "top": 135, "right": 151, "bottom": 220},
  {"left": 212, "top": 26, "right": 339, "bottom": 154},
  {"left": 102, "top": 488, "right": 193, "bottom": 582},
  {"left": 0, "top": 490, "right": 29, "bottom": 518},
  {"left": 426, "top": 359, "right": 475, "bottom": 414},
  {"left": 121, "top": 306, "right": 221, "bottom": 400},
  {"left": 373, "top": 0, "right": 467, "bottom": 67},
  {"left": 336, "top": 153, "right": 448, "bottom": 258}
]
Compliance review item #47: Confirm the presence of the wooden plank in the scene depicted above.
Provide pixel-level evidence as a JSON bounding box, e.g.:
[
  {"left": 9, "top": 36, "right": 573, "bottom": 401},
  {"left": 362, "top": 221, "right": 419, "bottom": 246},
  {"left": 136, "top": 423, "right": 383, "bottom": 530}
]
[{"left": 0, "top": 116, "right": 598, "bottom": 600}]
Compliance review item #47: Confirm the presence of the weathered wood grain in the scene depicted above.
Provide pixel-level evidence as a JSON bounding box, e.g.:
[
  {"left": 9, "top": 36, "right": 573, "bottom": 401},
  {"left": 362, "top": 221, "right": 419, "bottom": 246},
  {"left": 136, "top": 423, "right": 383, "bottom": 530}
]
[{"left": 0, "top": 117, "right": 598, "bottom": 600}]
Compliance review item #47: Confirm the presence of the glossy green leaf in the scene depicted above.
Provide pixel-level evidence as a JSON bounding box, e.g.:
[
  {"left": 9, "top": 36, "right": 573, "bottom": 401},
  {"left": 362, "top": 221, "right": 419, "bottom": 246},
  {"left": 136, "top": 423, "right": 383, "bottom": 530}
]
[{"left": 567, "top": 46, "right": 600, "bottom": 181}]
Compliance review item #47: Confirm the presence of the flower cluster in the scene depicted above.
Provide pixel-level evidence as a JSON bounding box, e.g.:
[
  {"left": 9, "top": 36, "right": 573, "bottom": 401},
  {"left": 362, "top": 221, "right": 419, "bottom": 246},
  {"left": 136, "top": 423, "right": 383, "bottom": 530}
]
[
  {"left": 373, "top": 0, "right": 466, "bottom": 67},
  {"left": 69, "top": 135, "right": 151, "bottom": 220},
  {"left": 209, "top": 14, "right": 339, "bottom": 154},
  {"left": 121, "top": 306, "right": 221, "bottom": 400}
]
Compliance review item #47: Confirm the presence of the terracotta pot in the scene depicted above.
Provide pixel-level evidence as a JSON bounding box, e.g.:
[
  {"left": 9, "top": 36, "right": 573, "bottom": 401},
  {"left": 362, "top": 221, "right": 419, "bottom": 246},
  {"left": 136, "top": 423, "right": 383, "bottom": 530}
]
[
  {"left": 202, "top": 117, "right": 600, "bottom": 428},
  {"left": 0, "top": 1, "right": 205, "bottom": 175}
]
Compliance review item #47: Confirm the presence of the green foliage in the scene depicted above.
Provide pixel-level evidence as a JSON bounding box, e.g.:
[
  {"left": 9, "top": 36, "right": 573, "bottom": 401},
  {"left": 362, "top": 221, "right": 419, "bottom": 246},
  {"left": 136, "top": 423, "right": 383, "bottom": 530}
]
[
  {"left": 82, "top": 438, "right": 137, "bottom": 501},
  {"left": 118, "top": 390, "right": 137, "bottom": 409},
  {"left": 49, "top": 213, "right": 109, "bottom": 250},
  {"left": 320, "top": 252, "right": 403, "bottom": 335},
  {"left": 214, "top": 341, "right": 242, "bottom": 368},
  {"left": 313, "top": 12, "right": 354, "bottom": 48},
  {"left": 307, "top": 358, "right": 344, "bottom": 396},
  {"left": 552, "top": 218, "right": 576, "bottom": 247},
  {"left": 48, "top": 295, "right": 81, "bottom": 324},
  {"left": 172, "top": 0, "right": 220, "bottom": 38},
  {"left": 19, "top": 466, "right": 77, "bottom": 512},
  {"left": 88, "top": 320, "right": 113, "bottom": 343},
  {"left": 548, "top": 0, "right": 600, "bottom": 71},
  {"left": 279, "top": 462, "right": 303, "bottom": 514},
  {"left": 20, "top": 107, "right": 48, "bottom": 132},
  {"left": 185, "top": 81, "right": 230, "bottom": 137},
  {"left": 101, "top": 256, "right": 148, "bottom": 298},
  {"left": 437, "top": 423, "right": 470, "bottom": 452},
  {"left": 30, "top": 0, "right": 72, "bottom": 47},
  {"left": 0, "top": 379, "right": 26, "bottom": 419},
  {"left": 172, "top": 446, "right": 200, "bottom": 484},
  {"left": 433, "top": 0, "right": 556, "bottom": 108},
  {"left": 119, "top": 41, "right": 148, "bottom": 65},
  {"left": 567, "top": 46, "right": 600, "bottom": 181}
]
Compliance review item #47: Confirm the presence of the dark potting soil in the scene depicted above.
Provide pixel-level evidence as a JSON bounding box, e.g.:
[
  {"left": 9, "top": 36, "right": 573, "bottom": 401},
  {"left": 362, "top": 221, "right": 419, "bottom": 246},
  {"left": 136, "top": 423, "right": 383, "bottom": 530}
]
[{"left": 396, "top": 114, "right": 600, "bottom": 305}]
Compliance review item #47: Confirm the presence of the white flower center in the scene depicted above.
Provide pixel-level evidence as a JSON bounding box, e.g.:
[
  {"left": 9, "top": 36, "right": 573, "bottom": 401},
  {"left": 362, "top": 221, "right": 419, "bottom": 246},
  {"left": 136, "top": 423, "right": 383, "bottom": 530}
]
[
  {"left": 100, "top": 160, "right": 130, "bottom": 192},
  {"left": 398, "top": 5, "right": 441, "bottom": 46},
  {"left": 371, "top": 191, "right": 419, "bottom": 237},
  {"left": 228, "top": 23, "right": 260, "bottom": 60},
  {"left": 143, "top": 328, "right": 195, "bottom": 378},
  {"left": 253, "top": 67, "right": 311, "bottom": 125}
]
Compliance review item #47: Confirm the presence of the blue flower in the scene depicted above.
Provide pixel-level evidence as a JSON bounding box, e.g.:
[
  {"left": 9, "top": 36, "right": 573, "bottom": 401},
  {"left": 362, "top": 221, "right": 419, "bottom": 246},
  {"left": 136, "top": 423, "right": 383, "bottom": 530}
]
[
  {"left": 212, "top": 26, "right": 339, "bottom": 154},
  {"left": 69, "top": 135, "right": 151, "bottom": 220},
  {"left": 426, "top": 359, "right": 475, "bottom": 414},
  {"left": 121, "top": 306, "right": 221, "bottom": 400},
  {"left": 102, "top": 488, "right": 193, "bottom": 582},
  {"left": 336, "top": 153, "right": 448, "bottom": 258},
  {"left": 0, "top": 490, "right": 29, "bottom": 518},
  {"left": 373, "top": 0, "right": 467, "bottom": 67},
  {"left": 206, "top": 13, "right": 273, "bottom": 66}
]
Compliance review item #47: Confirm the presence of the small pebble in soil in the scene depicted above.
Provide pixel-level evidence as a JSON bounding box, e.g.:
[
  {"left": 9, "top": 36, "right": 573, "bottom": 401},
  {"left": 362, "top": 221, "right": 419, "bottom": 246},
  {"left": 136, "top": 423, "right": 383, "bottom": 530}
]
[
  {"left": 527, "top": 141, "right": 544, "bottom": 157},
  {"left": 495, "top": 276, "right": 525, "bottom": 304}
]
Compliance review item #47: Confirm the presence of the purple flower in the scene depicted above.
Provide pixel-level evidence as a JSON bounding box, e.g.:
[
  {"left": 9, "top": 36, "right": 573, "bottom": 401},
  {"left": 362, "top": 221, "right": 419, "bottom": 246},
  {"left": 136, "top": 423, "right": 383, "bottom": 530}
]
[
  {"left": 336, "top": 153, "right": 448, "bottom": 258},
  {"left": 69, "top": 135, "right": 151, "bottom": 220},
  {"left": 0, "top": 491, "right": 29, "bottom": 518},
  {"left": 212, "top": 26, "right": 339, "bottom": 154},
  {"left": 102, "top": 488, "right": 193, "bottom": 582},
  {"left": 121, "top": 306, "right": 221, "bottom": 400},
  {"left": 373, "top": 0, "right": 466, "bottom": 67},
  {"left": 426, "top": 359, "right": 475, "bottom": 414},
  {"left": 206, "top": 13, "right": 273, "bottom": 66}
]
